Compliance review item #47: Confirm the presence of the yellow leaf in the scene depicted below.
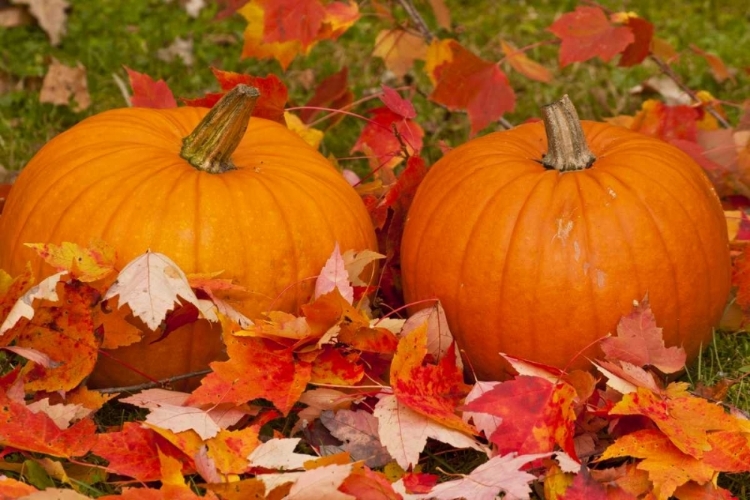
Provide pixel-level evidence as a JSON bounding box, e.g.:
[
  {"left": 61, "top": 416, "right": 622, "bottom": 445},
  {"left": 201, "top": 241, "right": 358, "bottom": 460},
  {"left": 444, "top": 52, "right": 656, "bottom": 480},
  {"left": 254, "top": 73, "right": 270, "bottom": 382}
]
[
  {"left": 373, "top": 29, "right": 428, "bottom": 78},
  {"left": 284, "top": 112, "right": 324, "bottom": 149}
]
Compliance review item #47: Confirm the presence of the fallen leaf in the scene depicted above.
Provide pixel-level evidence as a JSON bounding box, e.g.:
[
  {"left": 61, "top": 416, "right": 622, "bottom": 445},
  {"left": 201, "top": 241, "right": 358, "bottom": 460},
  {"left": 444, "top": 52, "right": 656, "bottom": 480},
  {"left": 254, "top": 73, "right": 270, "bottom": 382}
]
[
  {"left": 421, "top": 452, "right": 551, "bottom": 500},
  {"left": 40, "top": 58, "right": 90, "bottom": 111},
  {"left": 351, "top": 106, "right": 424, "bottom": 169},
  {"left": 12, "top": 0, "right": 68, "bottom": 45},
  {"left": 103, "top": 250, "right": 212, "bottom": 331},
  {"left": 599, "top": 297, "right": 686, "bottom": 374},
  {"left": 25, "top": 241, "right": 116, "bottom": 283},
  {"left": 247, "top": 437, "right": 316, "bottom": 470},
  {"left": 299, "top": 67, "right": 352, "bottom": 126},
  {"left": 0, "top": 271, "right": 65, "bottom": 336},
  {"left": 157, "top": 36, "right": 195, "bottom": 66},
  {"left": 320, "top": 409, "right": 391, "bottom": 468},
  {"left": 285, "top": 111, "right": 325, "bottom": 149},
  {"left": 285, "top": 463, "right": 354, "bottom": 500},
  {"left": 314, "top": 243, "right": 354, "bottom": 304},
  {"left": 373, "top": 394, "right": 481, "bottom": 469}
]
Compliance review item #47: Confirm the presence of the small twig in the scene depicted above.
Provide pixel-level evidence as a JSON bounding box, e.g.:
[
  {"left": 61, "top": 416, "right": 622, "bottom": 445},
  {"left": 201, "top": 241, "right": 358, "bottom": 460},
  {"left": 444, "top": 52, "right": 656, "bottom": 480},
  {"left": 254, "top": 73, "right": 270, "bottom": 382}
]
[
  {"left": 396, "top": 0, "right": 433, "bottom": 42},
  {"left": 94, "top": 369, "right": 212, "bottom": 394},
  {"left": 649, "top": 54, "right": 731, "bottom": 128}
]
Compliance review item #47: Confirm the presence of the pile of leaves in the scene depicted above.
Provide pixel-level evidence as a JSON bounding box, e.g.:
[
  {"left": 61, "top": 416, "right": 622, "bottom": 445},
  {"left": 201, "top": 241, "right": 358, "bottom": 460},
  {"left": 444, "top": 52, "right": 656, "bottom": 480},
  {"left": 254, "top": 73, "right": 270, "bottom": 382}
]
[{"left": 0, "top": 240, "right": 749, "bottom": 499}]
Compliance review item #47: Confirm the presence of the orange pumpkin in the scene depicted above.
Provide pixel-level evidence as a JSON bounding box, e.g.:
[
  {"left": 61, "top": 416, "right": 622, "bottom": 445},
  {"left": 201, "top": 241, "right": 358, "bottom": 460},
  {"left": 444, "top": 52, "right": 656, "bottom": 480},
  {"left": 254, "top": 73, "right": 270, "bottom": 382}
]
[
  {"left": 0, "top": 85, "right": 378, "bottom": 388},
  {"left": 401, "top": 95, "right": 731, "bottom": 381}
]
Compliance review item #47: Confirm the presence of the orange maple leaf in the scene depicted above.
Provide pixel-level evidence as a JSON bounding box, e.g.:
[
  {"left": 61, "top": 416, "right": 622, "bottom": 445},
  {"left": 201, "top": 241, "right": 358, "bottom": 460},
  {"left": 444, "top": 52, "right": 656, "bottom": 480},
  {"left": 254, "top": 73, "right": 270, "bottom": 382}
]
[
  {"left": 16, "top": 282, "right": 100, "bottom": 392},
  {"left": 187, "top": 333, "right": 311, "bottom": 415},
  {"left": 426, "top": 39, "right": 515, "bottom": 135},
  {"left": 390, "top": 323, "right": 474, "bottom": 435},
  {"left": 239, "top": 0, "right": 359, "bottom": 70},
  {"left": 547, "top": 6, "right": 635, "bottom": 67},
  {"left": 373, "top": 29, "right": 428, "bottom": 78},
  {"left": 310, "top": 345, "right": 365, "bottom": 385},
  {"left": 609, "top": 384, "right": 747, "bottom": 459},
  {"left": 351, "top": 106, "right": 424, "bottom": 170},
  {"left": 601, "top": 429, "right": 717, "bottom": 499},
  {"left": 207, "top": 426, "right": 261, "bottom": 475},
  {"left": 500, "top": 40, "right": 552, "bottom": 83}
]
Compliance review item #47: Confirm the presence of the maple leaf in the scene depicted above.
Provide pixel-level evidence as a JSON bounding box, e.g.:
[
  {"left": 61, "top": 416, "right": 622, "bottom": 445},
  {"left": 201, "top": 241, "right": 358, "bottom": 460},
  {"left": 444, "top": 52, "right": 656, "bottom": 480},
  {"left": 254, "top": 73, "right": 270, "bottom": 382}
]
[
  {"left": 314, "top": 243, "right": 354, "bottom": 304},
  {"left": 124, "top": 66, "right": 177, "bottom": 108},
  {"left": 599, "top": 297, "right": 686, "bottom": 374},
  {"left": 629, "top": 99, "right": 701, "bottom": 142},
  {"left": 547, "top": 6, "right": 635, "bottom": 67},
  {"left": 690, "top": 44, "right": 735, "bottom": 83},
  {"left": 373, "top": 394, "right": 482, "bottom": 469},
  {"left": 402, "top": 302, "right": 460, "bottom": 367},
  {"left": 341, "top": 248, "right": 384, "bottom": 287},
  {"left": 613, "top": 13, "right": 654, "bottom": 67},
  {"left": 0, "top": 271, "right": 64, "bottom": 337},
  {"left": 121, "top": 389, "right": 245, "bottom": 440},
  {"left": 0, "top": 476, "right": 38, "bottom": 498},
  {"left": 390, "top": 323, "right": 474, "bottom": 434},
  {"left": 188, "top": 272, "right": 254, "bottom": 329},
  {"left": 351, "top": 106, "right": 424, "bottom": 170},
  {"left": 239, "top": 0, "right": 359, "bottom": 70},
  {"left": 310, "top": 346, "right": 365, "bottom": 385},
  {"left": 462, "top": 375, "right": 578, "bottom": 459},
  {"left": 320, "top": 409, "right": 391, "bottom": 468},
  {"left": 25, "top": 241, "right": 115, "bottom": 283},
  {"left": 593, "top": 359, "right": 663, "bottom": 395},
  {"left": 501, "top": 40, "right": 553, "bottom": 82},
  {"left": 103, "top": 250, "right": 216, "bottom": 331},
  {"left": 601, "top": 429, "right": 715, "bottom": 500},
  {"left": 92, "top": 422, "right": 191, "bottom": 481},
  {"left": 247, "top": 437, "right": 317, "bottom": 470},
  {"left": 40, "top": 57, "right": 90, "bottom": 111},
  {"left": 183, "top": 68, "right": 288, "bottom": 124},
  {"left": 298, "top": 67, "right": 352, "bottom": 126},
  {"left": 373, "top": 29, "right": 428, "bottom": 78},
  {"left": 15, "top": 282, "right": 100, "bottom": 392},
  {"left": 285, "top": 111, "right": 325, "bottom": 148},
  {"left": 462, "top": 380, "right": 502, "bottom": 438},
  {"left": 340, "top": 465, "right": 402, "bottom": 499},
  {"left": 421, "top": 452, "right": 551, "bottom": 500},
  {"left": 0, "top": 389, "right": 97, "bottom": 458},
  {"left": 426, "top": 38, "right": 515, "bottom": 135},
  {"left": 206, "top": 426, "right": 261, "bottom": 475},
  {"left": 294, "top": 388, "right": 357, "bottom": 433},
  {"left": 187, "top": 334, "right": 311, "bottom": 415},
  {"left": 285, "top": 463, "right": 355, "bottom": 500},
  {"left": 609, "top": 384, "right": 746, "bottom": 458}
]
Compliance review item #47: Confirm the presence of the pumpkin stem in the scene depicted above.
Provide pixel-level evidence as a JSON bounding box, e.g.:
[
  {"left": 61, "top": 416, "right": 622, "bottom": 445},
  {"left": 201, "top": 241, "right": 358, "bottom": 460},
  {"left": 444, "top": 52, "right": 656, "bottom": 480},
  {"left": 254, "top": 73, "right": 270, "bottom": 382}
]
[
  {"left": 181, "top": 84, "right": 261, "bottom": 174},
  {"left": 541, "top": 95, "right": 596, "bottom": 172}
]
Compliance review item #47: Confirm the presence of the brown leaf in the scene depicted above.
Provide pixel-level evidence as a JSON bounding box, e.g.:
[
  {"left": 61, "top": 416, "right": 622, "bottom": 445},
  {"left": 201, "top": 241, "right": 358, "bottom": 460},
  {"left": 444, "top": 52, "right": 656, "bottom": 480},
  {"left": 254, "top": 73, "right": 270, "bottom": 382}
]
[
  {"left": 12, "top": 0, "right": 68, "bottom": 45},
  {"left": 40, "top": 58, "right": 90, "bottom": 111}
]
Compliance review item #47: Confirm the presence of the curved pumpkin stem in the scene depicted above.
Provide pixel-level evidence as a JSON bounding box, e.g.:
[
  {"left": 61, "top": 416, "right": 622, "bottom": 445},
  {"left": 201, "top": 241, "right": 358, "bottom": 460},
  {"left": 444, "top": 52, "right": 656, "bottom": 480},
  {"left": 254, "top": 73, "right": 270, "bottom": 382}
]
[
  {"left": 541, "top": 94, "right": 596, "bottom": 172},
  {"left": 181, "top": 84, "right": 261, "bottom": 174}
]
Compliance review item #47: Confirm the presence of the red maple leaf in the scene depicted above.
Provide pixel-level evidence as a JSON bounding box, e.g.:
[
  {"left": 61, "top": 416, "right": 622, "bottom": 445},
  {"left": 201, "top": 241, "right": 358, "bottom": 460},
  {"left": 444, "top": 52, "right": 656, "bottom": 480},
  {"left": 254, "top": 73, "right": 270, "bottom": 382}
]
[
  {"left": 426, "top": 39, "right": 515, "bottom": 135},
  {"left": 299, "top": 67, "right": 353, "bottom": 125},
  {"left": 462, "top": 375, "right": 578, "bottom": 458},
  {"left": 183, "top": 68, "right": 288, "bottom": 124},
  {"left": 616, "top": 15, "right": 654, "bottom": 67},
  {"left": 547, "top": 6, "right": 635, "bottom": 67},
  {"left": 599, "top": 297, "right": 686, "bottom": 374},
  {"left": 351, "top": 107, "right": 424, "bottom": 170},
  {"left": 125, "top": 66, "right": 177, "bottom": 109},
  {"left": 629, "top": 99, "right": 701, "bottom": 142},
  {"left": 92, "top": 422, "right": 192, "bottom": 481},
  {"left": 0, "top": 389, "right": 97, "bottom": 458}
]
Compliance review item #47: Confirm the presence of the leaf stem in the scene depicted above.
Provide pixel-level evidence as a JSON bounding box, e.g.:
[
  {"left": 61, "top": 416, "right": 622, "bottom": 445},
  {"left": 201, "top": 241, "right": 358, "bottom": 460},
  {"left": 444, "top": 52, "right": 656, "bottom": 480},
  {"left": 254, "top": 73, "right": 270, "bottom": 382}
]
[
  {"left": 396, "top": 0, "right": 433, "bottom": 42},
  {"left": 94, "top": 369, "right": 212, "bottom": 393}
]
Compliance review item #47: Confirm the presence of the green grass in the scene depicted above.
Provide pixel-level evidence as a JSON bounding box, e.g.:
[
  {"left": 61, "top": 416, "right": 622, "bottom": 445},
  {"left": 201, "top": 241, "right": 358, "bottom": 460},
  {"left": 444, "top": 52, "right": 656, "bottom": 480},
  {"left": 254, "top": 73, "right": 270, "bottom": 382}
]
[{"left": 1, "top": 0, "right": 749, "bottom": 496}]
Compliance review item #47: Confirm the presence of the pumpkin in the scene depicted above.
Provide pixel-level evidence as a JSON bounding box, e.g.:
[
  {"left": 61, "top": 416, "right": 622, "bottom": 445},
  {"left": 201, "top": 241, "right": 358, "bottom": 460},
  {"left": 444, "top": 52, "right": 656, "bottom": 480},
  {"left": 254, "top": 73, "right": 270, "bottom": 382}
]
[
  {"left": 401, "top": 95, "right": 731, "bottom": 381},
  {"left": 0, "top": 85, "right": 378, "bottom": 388}
]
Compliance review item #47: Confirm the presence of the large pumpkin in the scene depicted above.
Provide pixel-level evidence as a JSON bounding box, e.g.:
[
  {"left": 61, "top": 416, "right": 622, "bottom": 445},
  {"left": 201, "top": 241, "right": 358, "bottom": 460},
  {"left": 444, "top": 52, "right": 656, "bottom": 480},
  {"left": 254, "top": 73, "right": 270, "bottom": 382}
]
[
  {"left": 401, "top": 95, "right": 731, "bottom": 381},
  {"left": 0, "top": 85, "right": 378, "bottom": 388}
]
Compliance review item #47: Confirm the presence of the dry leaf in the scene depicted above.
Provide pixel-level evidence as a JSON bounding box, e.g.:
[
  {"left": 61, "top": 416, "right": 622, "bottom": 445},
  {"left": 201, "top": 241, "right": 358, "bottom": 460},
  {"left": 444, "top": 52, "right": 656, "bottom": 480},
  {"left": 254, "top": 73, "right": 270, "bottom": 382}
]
[
  {"left": 39, "top": 58, "right": 90, "bottom": 111},
  {"left": 12, "top": 0, "right": 68, "bottom": 45},
  {"left": 156, "top": 36, "right": 195, "bottom": 66}
]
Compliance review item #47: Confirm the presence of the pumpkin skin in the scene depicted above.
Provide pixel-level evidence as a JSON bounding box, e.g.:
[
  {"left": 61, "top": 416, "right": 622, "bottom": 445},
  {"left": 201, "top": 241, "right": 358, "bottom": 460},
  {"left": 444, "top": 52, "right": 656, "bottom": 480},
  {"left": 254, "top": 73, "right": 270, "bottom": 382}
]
[
  {"left": 401, "top": 119, "right": 731, "bottom": 381},
  {"left": 0, "top": 104, "right": 377, "bottom": 388}
]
